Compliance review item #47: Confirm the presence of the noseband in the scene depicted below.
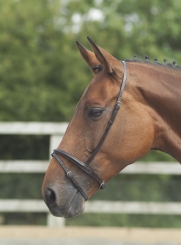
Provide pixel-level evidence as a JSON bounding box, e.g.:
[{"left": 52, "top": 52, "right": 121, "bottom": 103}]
[{"left": 51, "top": 61, "right": 127, "bottom": 201}]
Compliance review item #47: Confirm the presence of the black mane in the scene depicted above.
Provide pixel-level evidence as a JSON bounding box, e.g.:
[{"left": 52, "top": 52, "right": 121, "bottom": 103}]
[{"left": 125, "top": 56, "right": 181, "bottom": 72}]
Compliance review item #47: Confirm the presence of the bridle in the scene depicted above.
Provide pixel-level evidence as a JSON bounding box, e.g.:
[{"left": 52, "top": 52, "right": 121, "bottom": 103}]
[
  {"left": 51, "top": 61, "right": 127, "bottom": 201},
  {"left": 51, "top": 61, "right": 127, "bottom": 200}
]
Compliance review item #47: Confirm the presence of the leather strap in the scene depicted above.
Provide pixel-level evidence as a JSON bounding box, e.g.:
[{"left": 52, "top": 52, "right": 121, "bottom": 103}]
[
  {"left": 53, "top": 149, "right": 106, "bottom": 189},
  {"left": 86, "top": 61, "right": 127, "bottom": 164},
  {"left": 51, "top": 61, "right": 127, "bottom": 201},
  {"left": 52, "top": 152, "right": 88, "bottom": 200}
]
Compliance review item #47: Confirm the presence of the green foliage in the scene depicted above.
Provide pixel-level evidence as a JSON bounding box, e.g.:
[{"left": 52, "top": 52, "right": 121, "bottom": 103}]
[
  {"left": 66, "top": 213, "right": 181, "bottom": 228},
  {"left": 0, "top": 173, "right": 44, "bottom": 199},
  {"left": 0, "top": 135, "right": 49, "bottom": 160},
  {"left": 2, "top": 212, "right": 46, "bottom": 225},
  {"left": 0, "top": 0, "right": 88, "bottom": 121},
  {"left": 1, "top": 0, "right": 181, "bottom": 121},
  {"left": 140, "top": 150, "right": 176, "bottom": 162}
]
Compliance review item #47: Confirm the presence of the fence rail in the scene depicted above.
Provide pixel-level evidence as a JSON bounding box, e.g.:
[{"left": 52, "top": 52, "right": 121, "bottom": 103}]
[
  {"left": 0, "top": 122, "right": 180, "bottom": 227},
  {"left": 1, "top": 200, "right": 181, "bottom": 215},
  {"left": 0, "top": 122, "right": 68, "bottom": 135},
  {"left": 0, "top": 160, "right": 180, "bottom": 174}
]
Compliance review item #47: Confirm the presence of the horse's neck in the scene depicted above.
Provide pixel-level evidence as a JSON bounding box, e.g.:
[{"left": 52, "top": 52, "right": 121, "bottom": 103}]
[{"left": 132, "top": 63, "right": 181, "bottom": 162}]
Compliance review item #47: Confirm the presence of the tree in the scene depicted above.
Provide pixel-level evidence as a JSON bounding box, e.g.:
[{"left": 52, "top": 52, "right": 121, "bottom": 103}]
[
  {"left": 0, "top": 0, "right": 88, "bottom": 121},
  {"left": 1, "top": 0, "right": 181, "bottom": 122}
]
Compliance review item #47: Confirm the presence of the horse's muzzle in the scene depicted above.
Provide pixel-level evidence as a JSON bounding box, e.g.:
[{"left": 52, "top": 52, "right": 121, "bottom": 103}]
[{"left": 44, "top": 186, "right": 85, "bottom": 218}]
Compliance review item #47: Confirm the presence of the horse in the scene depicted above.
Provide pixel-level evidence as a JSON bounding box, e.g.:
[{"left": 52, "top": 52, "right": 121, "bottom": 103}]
[{"left": 42, "top": 37, "right": 181, "bottom": 218}]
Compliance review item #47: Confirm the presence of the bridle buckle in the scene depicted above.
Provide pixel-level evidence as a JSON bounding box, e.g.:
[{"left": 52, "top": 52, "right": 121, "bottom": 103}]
[
  {"left": 67, "top": 171, "right": 73, "bottom": 178},
  {"left": 115, "top": 101, "right": 121, "bottom": 110},
  {"left": 100, "top": 182, "right": 106, "bottom": 190}
]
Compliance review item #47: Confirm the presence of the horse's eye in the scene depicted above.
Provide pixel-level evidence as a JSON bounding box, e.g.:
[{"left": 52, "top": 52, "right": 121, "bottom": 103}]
[
  {"left": 88, "top": 108, "right": 104, "bottom": 118},
  {"left": 92, "top": 65, "right": 102, "bottom": 74}
]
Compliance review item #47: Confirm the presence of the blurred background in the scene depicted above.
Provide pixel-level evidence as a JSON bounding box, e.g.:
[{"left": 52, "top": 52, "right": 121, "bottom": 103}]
[{"left": 0, "top": 0, "right": 181, "bottom": 244}]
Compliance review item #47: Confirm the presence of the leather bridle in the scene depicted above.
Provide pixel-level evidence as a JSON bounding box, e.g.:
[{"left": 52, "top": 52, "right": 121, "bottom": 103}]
[{"left": 51, "top": 61, "right": 127, "bottom": 201}]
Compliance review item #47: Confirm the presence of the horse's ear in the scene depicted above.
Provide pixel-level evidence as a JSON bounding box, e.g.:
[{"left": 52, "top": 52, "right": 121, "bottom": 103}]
[
  {"left": 87, "top": 36, "right": 114, "bottom": 73},
  {"left": 76, "top": 41, "right": 101, "bottom": 74}
]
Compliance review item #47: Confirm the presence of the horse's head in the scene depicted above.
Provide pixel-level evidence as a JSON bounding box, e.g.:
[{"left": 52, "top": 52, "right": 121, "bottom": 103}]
[{"left": 42, "top": 37, "right": 155, "bottom": 218}]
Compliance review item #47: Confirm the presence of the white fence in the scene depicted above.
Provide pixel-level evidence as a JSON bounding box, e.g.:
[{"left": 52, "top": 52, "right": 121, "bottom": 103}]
[{"left": 0, "top": 122, "right": 180, "bottom": 227}]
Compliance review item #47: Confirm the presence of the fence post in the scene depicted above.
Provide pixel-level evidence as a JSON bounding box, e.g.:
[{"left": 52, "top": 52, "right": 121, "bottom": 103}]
[{"left": 47, "top": 134, "right": 65, "bottom": 227}]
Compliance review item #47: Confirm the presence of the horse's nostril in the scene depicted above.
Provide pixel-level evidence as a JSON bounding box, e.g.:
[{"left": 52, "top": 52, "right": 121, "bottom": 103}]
[{"left": 45, "top": 188, "right": 56, "bottom": 206}]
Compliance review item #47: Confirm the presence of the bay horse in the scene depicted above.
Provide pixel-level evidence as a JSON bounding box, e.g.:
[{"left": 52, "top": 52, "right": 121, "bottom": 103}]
[{"left": 42, "top": 37, "right": 181, "bottom": 218}]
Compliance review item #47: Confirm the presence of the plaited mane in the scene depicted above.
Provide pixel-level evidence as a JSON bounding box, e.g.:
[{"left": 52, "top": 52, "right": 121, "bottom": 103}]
[{"left": 125, "top": 56, "right": 181, "bottom": 71}]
